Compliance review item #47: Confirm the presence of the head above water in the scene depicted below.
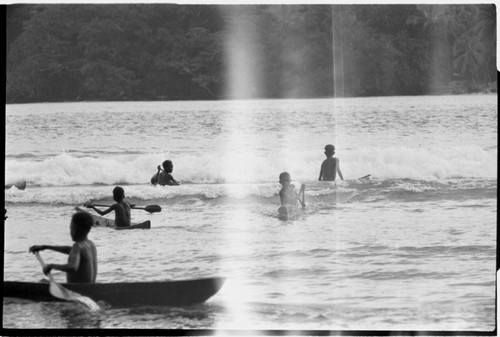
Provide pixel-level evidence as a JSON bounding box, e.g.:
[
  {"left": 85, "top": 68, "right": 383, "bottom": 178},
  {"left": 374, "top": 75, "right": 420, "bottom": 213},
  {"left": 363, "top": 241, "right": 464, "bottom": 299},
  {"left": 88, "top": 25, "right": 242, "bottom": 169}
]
[
  {"left": 162, "top": 160, "right": 173, "bottom": 172},
  {"left": 113, "top": 186, "right": 125, "bottom": 202},
  {"left": 324, "top": 144, "right": 335, "bottom": 156},
  {"left": 279, "top": 171, "right": 291, "bottom": 183},
  {"left": 70, "top": 211, "right": 93, "bottom": 241}
]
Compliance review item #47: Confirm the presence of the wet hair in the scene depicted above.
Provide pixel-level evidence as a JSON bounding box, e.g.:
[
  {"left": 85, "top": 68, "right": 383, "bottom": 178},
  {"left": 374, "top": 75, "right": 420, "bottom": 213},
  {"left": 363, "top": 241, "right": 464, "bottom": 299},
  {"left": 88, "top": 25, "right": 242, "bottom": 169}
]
[
  {"left": 324, "top": 144, "right": 335, "bottom": 155},
  {"left": 113, "top": 186, "right": 125, "bottom": 202},
  {"left": 72, "top": 211, "right": 93, "bottom": 237},
  {"left": 162, "top": 160, "right": 173, "bottom": 170},
  {"left": 279, "top": 171, "right": 291, "bottom": 181}
]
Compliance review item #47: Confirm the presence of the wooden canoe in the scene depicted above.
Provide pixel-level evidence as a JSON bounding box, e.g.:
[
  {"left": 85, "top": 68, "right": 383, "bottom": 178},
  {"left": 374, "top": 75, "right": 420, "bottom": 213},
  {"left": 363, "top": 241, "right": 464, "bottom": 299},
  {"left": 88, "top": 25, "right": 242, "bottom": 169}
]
[
  {"left": 75, "top": 207, "right": 151, "bottom": 230},
  {"left": 4, "top": 277, "right": 225, "bottom": 307},
  {"left": 5, "top": 181, "right": 27, "bottom": 190}
]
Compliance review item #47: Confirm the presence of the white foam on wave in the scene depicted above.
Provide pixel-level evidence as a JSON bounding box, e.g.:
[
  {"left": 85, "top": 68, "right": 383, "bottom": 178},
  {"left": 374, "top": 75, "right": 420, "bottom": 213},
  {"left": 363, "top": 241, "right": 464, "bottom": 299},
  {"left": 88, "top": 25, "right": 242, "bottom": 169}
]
[
  {"left": 4, "top": 145, "right": 497, "bottom": 188},
  {"left": 4, "top": 183, "right": 283, "bottom": 205},
  {"left": 340, "top": 145, "right": 497, "bottom": 181}
]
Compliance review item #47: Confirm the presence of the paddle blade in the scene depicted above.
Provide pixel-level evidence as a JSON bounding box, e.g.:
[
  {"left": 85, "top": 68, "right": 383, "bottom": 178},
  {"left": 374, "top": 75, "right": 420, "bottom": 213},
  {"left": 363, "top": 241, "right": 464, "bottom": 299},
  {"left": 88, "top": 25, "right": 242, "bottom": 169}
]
[
  {"left": 35, "top": 252, "right": 100, "bottom": 312},
  {"left": 49, "top": 280, "right": 71, "bottom": 299},
  {"left": 132, "top": 205, "right": 162, "bottom": 213},
  {"left": 49, "top": 281, "right": 100, "bottom": 312},
  {"left": 68, "top": 291, "right": 101, "bottom": 311},
  {"left": 144, "top": 205, "right": 161, "bottom": 213}
]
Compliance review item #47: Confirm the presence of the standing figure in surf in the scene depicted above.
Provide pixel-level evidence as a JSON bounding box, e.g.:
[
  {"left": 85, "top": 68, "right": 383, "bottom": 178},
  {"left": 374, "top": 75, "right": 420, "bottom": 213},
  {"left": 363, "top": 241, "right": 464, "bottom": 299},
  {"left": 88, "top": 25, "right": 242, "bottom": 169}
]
[{"left": 318, "top": 144, "right": 344, "bottom": 181}]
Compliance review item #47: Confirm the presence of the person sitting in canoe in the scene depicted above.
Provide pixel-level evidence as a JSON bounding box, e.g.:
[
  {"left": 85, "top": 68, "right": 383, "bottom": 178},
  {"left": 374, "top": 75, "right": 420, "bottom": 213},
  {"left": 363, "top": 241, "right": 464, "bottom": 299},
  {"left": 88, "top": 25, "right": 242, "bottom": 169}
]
[
  {"left": 278, "top": 171, "right": 305, "bottom": 213},
  {"left": 151, "top": 160, "right": 180, "bottom": 186},
  {"left": 84, "top": 186, "right": 132, "bottom": 228},
  {"left": 318, "top": 144, "right": 344, "bottom": 181},
  {"left": 29, "top": 211, "right": 97, "bottom": 283}
]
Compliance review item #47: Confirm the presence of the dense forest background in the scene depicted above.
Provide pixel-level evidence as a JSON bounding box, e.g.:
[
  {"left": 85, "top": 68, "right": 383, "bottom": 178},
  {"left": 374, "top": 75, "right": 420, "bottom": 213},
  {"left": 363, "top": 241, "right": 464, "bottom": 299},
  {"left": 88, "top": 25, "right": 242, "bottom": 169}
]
[{"left": 6, "top": 4, "right": 497, "bottom": 103}]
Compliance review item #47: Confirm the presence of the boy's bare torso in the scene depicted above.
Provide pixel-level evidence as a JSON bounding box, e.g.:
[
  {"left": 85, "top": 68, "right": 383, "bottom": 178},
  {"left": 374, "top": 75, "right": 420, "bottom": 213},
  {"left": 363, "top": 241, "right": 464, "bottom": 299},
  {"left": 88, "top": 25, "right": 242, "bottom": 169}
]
[
  {"left": 68, "top": 240, "right": 97, "bottom": 283},
  {"left": 113, "top": 201, "right": 131, "bottom": 227},
  {"left": 158, "top": 172, "right": 176, "bottom": 185},
  {"left": 280, "top": 185, "right": 298, "bottom": 206},
  {"left": 321, "top": 157, "right": 338, "bottom": 181}
]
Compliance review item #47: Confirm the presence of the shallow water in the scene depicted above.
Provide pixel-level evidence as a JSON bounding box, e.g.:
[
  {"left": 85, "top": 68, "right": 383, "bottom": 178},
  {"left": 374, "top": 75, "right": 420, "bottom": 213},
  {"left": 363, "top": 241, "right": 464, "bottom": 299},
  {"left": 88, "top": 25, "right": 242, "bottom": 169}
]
[{"left": 3, "top": 95, "right": 497, "bottom": 331}]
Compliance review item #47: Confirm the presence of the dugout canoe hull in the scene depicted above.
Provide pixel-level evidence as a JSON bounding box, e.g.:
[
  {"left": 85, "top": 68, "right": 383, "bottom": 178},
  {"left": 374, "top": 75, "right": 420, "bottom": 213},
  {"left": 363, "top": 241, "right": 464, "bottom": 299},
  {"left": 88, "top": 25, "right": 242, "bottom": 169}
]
[
  {"left": 75, "top": 207, "right": 151, "bottom": 230},
  {"left": 4, "top": 277, "right": 225, "bottom": 307}
]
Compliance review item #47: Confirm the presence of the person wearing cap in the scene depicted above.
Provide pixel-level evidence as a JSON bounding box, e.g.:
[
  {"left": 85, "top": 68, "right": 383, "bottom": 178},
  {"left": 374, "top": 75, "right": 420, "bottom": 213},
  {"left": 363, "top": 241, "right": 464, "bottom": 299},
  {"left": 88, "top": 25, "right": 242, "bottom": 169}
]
[{"left": 318, "top": 144, "right": 344, "bottom": 181}]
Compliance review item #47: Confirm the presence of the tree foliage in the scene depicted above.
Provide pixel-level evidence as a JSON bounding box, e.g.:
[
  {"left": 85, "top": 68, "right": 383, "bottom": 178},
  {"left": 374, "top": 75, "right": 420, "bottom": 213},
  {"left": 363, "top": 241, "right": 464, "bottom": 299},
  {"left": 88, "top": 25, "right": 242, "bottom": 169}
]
[{"left": 6, "top": 4, "right": 496, "bottom": 103}]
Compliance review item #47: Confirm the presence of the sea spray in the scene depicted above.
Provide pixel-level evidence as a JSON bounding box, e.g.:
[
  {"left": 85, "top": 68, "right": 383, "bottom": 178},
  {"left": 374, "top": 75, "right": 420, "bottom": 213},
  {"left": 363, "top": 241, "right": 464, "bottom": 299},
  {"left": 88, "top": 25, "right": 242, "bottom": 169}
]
[{"left": 5, "top": 144, "right": 496, "bottom": 188}]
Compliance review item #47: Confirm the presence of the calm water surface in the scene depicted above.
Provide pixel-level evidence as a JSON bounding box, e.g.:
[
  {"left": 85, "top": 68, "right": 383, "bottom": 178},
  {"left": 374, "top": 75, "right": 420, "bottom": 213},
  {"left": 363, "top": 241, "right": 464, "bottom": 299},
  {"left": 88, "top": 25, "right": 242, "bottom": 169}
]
[{"left": 4, "top": 95, "right": 497, "bottom": 331}]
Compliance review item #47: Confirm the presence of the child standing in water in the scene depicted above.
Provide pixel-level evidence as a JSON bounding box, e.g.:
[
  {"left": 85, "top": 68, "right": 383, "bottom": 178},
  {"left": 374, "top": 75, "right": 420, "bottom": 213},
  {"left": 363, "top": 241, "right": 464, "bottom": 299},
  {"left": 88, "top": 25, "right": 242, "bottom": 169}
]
[
  {"left": 29, "top": 211, "right": 97, "bottom": 283},
  {"left": 151, "top": 160, "right": 180, "bottom": 186},
  {"left": 319, "top": 144, "right": 344, "bottom": 181},
  {"left": 85, "top": 186, "right": 131, "bottom": 228},
  {"left": 279, "top": 171, "right": 305, "bottom": 209}
]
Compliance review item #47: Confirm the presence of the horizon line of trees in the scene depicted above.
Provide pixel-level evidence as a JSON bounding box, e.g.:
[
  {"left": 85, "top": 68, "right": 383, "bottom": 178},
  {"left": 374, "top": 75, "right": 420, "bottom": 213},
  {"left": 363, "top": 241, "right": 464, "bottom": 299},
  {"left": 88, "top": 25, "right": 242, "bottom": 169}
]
[{"left": 6, "top": 4, "right": 497, "bottom": 103}]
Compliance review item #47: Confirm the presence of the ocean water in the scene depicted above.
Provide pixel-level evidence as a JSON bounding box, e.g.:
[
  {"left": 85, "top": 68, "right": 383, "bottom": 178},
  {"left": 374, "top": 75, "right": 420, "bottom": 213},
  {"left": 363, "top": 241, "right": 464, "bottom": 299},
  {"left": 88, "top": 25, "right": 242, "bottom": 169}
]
[{"left": 3, "top": 95, "right": 497, "bottom": 331}]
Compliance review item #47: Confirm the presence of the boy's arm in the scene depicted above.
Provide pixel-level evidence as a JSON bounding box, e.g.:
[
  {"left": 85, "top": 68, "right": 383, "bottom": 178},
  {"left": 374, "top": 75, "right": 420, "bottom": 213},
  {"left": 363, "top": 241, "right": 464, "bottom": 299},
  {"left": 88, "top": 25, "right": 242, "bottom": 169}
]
[
  {"left": 43, "top": 243, "right": 81, "bottom": 275},
  {"left": 29, "top": 245, "right": 72, "bottom": 255},
  {"left": 279, "top": 189, "right": 285, "bottom": 205},
  {"left": 337, "top": 158, "right": 344, "bottom": 180},
  {"left": 87, "top": 204, "right": 114, "bottom": 216},
  {"left": 318, "top": 164, "right": 323, "bottom": 181},
  {"left": 168, "top": 174, "right": 180, "bottom": 185}
]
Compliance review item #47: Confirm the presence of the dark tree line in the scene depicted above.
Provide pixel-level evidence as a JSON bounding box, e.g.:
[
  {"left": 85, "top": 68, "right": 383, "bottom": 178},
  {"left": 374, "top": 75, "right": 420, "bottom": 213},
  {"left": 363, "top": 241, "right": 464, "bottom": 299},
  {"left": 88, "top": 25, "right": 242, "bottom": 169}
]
[{"left": 6, "top": 4, "right": 496, "bottom": 103}]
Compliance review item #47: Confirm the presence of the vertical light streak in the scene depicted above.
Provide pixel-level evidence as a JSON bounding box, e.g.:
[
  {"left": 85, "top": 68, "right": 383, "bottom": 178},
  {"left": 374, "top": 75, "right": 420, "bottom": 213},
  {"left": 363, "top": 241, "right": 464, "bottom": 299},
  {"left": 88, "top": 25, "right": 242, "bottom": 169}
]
[
  {"left": 332, "top": 5, "right": 345, "bottom": 99},
  {"left": 331, "top": 5, "right": 343, "bottom": 158},
  {"left": 216, "top": 6, "right": 260, "bottom": 330},
  {"left": 329, "top": 6, "right": 342, "bottom": 316}
]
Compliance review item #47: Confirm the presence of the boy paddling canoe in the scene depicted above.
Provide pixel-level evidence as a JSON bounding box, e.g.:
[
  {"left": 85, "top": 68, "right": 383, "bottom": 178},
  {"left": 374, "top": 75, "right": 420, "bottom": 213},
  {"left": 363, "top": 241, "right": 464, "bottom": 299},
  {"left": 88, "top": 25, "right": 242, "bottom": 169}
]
[
  {"left": 84, "top": 186, "right": 132, "bottom": 228},
  {"left": 29, "top": 211, "right": 97, "bottom": 283},
  {"left": 151, "top": 160, "right": 180, "bottom": 186}
]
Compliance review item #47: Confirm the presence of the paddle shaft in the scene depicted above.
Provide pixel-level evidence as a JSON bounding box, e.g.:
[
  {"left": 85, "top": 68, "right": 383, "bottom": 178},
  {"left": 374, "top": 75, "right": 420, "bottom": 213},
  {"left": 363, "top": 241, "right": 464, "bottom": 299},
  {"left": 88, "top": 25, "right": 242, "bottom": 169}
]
[
  {"left": 90, "top": 203, "right": 161, "bottom": 213},
  {"left": 34, "top": 253, "right": 57, "bottom": 283}
]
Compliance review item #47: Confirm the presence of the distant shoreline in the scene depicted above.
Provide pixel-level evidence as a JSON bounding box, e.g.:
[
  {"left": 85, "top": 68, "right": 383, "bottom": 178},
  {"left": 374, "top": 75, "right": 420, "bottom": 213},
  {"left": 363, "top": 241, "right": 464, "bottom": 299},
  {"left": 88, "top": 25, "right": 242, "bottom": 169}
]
[{"left": 6, "top": 91, "right": 497, "bottom": 105}]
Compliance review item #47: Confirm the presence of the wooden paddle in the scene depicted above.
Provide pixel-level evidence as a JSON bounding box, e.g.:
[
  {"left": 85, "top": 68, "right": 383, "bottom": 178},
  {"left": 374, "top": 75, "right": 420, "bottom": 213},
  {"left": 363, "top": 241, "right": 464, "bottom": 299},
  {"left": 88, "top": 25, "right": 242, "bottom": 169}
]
[
  {"left": 132, "top": 205, "right": 162, "bottom": 212},
  {"left": 34, "top": 252, "right": 100, "bottom": 312},
  {"left": 151, "top": 165, "right": 163, "bottom": 185},
  {"left": 359, "top": 174, "right": 371, "bottom": 180},
  {"left": 90, "top": 203, "right": 162, "bottom": 213}
]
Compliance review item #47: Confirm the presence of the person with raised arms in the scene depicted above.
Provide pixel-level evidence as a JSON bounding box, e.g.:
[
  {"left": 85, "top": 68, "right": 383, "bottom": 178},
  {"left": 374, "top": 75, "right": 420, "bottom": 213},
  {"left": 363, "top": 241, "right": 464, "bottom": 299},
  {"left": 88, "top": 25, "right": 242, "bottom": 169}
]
[{"left": 29, "top": 211, "right": 97, "bottom": 283}]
